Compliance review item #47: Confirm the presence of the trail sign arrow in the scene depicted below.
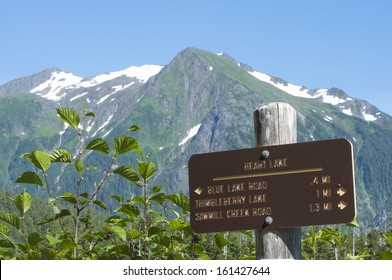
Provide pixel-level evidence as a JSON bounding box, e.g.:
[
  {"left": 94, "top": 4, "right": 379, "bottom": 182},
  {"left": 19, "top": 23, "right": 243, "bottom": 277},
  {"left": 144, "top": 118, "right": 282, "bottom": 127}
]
[
  {"left": 188, "top": 138, "right": 356, "bottom": 233},
  {"left": 338, "top": 201, "right": 348, "bottom": 210},
  {"left": 194, "top": 187, "right": 203, "bottom": 195},
  {"left": 337, "top": 186, "right": 347, "bottom": 197}
]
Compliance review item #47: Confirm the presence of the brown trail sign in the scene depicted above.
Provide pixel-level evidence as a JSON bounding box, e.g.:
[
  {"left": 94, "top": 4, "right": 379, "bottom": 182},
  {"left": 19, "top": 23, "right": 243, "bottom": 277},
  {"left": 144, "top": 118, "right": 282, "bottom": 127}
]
[{"left": 188, "top": 138, "right": 356, "bottom": 233}]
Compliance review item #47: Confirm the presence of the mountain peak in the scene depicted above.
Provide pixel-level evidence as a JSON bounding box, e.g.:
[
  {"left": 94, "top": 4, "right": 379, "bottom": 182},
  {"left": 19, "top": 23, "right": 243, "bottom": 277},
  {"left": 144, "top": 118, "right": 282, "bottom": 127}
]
[
  {"left": 1, "top": 47, "right": 392, "bottom": 228},
  {"left": 0, "top": 67, "right": 66, "bottom": 97}
]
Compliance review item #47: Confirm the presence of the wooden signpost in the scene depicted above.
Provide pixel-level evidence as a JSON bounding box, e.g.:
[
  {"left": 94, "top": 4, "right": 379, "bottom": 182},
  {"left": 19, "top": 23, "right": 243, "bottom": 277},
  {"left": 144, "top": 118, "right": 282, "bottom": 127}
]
[{"left": 188, "top": 102, "right": 356, "bottom": 259}]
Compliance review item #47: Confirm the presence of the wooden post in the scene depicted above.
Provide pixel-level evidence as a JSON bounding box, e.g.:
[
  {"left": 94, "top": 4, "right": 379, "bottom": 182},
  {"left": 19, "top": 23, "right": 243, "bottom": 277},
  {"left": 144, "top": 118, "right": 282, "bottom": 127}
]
[{"left": 253, "top": 102, "right": 301, "bottom": 259}]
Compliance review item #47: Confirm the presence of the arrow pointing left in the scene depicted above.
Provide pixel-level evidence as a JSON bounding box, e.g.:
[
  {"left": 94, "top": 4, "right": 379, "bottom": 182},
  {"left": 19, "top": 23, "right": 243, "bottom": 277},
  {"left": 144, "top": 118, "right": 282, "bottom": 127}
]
[{"left": 194, "top": 187, "right": 203, "bottom": 195}]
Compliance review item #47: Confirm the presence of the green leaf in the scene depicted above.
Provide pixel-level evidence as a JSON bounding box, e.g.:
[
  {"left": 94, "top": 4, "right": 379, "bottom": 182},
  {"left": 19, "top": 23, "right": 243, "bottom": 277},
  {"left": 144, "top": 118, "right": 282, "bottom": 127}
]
[
  {"left": 197, "top": 254, "right": 212, "bottom": 260},
  {"left": 166, "top": 193, "right": 190, "bottom": 213},
  {"left": 60, "top": 192, "right": 78, "bottom": 205},
  {"left": 148, "top": 209, "right": 164, "bottom": 217},
  {"left": 50, "top": 149, "right": 72, "bottom": 163},
  {"left": 60, "top": 239, "right": 78, "bottom": 250},
  {"left": 19, "top": 152, "right": 31, "bottom": 158},
  {"left": 151, "top": 235, "right": 171, "bottom": 248},
  {"left": 56, "top": 108, "right": 80, "bottom": 130},
  {"left": 132, "top": 196, "right": 146, "bottom": 207},
  {"left": 110, "top": 195, "right": 123, "bottom": 203},
  {"left": 15, "top": 171, "right": 44, "bottom": 186},
  {"left": 128, "top": 229, "right": 141, "bottom": 239},
  {"left": 48, "top": 198, "right": 61, "bottom": 215},
  {"left": 107, "top": 244, "right": 131, "bottom": 256},
  {"left": 152, "top": 215, "right": 167, "bottom": 225},
  {"left": 80, "top": 192, "right": 89, "bottom": 199},
  {"left": 383, "top": 232, "right": 392, "bottom": 246},
  {"left": 46, "top": 235, "right": 62, "bottom": 246},
  {"left": 37, "top": 217, "right": 55, "bottom": 226},
  {"left": 85, "top": 112, "right": 95, "bottom": 117},
  {"left": 134, "top": 147, "right": 143, "bottom": 157},
  {"left": 15, "top": 190, "right": 32, "bottom": 215},
  {"left": 149, "top": 192, "right": 166, "bottom": 205},
  {"left": 60, "top": 208, "right": 73, "bottom": 219},
  {"left": 28, "top": 232, "right": 44, "bottom": 246},
  {"left": 38, "top": 210, "right": 71, "bottom": 226},
  {"left": 0, "top": 239, "right": 15, "bottom": 249},
  {"left": 0, "top": 223, "right": 10, "bottom": 238},
  {"left": 214, "top": 233, "right": 229, "bottom": 249},
  {"left": 85, "top": 138, "right": 110, "bottom": 155},
  {"left": 379, "top": 251, "right": 392, "bottom": 260},
  {"left": 29, "top": 150, "right": 51, "bottom": 171},
  {"left": 113, "top": 166, "right": 140, "bottom": 185},
  {"left": 153, "top": 185, "right": 162, "bottom": 193},
  {"left": 169, "top": 219, "right": 182, "bottom": 232},
  {"left": 148, "top": 226, "right": 164, "bottom": 236},
  {"left": 84, "top": 233, "right": 94, "bottom": 243},
  {"left": 346, "top": 219, "right": 360, "bottom": 227},
  {"left": 78, "top": 199, "right": 89, "bottom": 206},
  {"left": 128, "top": 125, "right": 140, "bottom": 132},
  {"left": 105, "top": 225, "right": 127, "bottom": 241},
  {"left": 113, "top": 135, "right": 138, "bottom": 155},
  {"left": 93, "top": 200, "right": 108, "bottom": 211},
  {"left": 0, "top": 213, "right": 20, "bottom": 230},
  {"left": 48, "top": 197, "right": 56, "bottom": 205},
  {"left": 116, "top": 204, "right": 140, "bottom": 218},
  {"left": 137, "top": 162, "right": 156, "bottom": 181},
  {"left": 74, "top": 159, "right": 84, "bottom": 172}
]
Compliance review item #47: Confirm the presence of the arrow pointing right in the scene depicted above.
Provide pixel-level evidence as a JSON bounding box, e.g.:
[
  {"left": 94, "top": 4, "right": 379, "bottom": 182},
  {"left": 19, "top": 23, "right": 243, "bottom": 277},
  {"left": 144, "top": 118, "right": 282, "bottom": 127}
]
[
  {"left": 337, "top": 186, "right": 347, "bottom": 196},
  {"left": 338, "top": 201, "right": 348, "bottom": 210}
]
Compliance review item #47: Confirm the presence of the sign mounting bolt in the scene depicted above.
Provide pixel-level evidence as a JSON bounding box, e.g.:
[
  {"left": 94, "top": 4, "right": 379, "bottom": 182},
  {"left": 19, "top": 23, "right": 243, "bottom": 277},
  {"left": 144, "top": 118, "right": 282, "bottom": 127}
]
[
  {"left": 261, "top": 150, "right": 270, "bottom": 159},
  {"left": 264, "top": 216, "right": 273, "bottom": 225}
]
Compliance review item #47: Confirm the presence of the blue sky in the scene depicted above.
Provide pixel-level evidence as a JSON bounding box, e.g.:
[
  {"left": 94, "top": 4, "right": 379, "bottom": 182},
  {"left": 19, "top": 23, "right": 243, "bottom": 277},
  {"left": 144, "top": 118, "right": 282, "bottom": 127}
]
[{"left": 1, "top": 0, "right": 392, "bottom": 115}]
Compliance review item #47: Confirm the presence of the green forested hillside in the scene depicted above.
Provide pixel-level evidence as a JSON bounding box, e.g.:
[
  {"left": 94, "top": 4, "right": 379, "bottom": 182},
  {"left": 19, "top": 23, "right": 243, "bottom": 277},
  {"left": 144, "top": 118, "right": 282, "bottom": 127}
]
[
  {"left": 0, "top": 107, "right": 391, "bottom": 260},
  {"left": 0, "top": 49, "right": 391, "bottom": 259}
]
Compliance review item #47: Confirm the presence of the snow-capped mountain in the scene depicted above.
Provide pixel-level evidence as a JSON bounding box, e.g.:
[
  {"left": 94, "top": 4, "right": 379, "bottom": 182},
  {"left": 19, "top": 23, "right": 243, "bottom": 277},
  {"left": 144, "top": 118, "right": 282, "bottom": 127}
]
[
  {"left": 0, "top": 47, "right": 391, "bottom": 229},
  {"left": 29, "top": 64, "right": 163, "bottom": 101},
  {"left": 248, "top": 71, "right": 382, "bottom": 122}
]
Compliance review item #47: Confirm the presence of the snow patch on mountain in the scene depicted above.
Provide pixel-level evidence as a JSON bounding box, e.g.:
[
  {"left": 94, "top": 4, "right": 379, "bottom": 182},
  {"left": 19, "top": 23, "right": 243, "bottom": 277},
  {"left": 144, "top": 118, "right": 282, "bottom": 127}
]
[
  {"left": 31, "top": 65, "right": 163, "bottom": 101},
  {"left": 317, "top": 89, "right": 346, "bottom": 105},
  {"left": 91, "top": 115, "right": 114, "bottom": 137},
  {"left": 102, "top": 128, "right": 113, "bottom": 138},
  {"left": 30, "top": 71, "right": 83, "bottom": 101},
  {"left": 70, "top": 91, "right": 88, "bottom": 102},
  {"left": 96, "top": 83, "right": 135, "bottom": 104},
  {"left": 324, "top": 115, "right": 333, "bottom": 122},
  {"left": 86, "top": 121, "right": 95, "bottom": 133},
  {"left": 249, "top": 71, "right": 312, "bottom": 98},
  {"left": 342, "top": 108, "right": 353, "bottom": 116},
  {"left": 249, "top": 70, "right": 381, "bottom": 121},
  {"left": 178, "top": 124, "right": 201, "bottom": 146},
  {"left": 78, "top": 65, "right": 163, "bottom": 88},
  {"left": 249, "top": 71, "right": 345, "bottom": 104},
  {"left": 363, "top": 111, "right": 378, "bottom": 121}
]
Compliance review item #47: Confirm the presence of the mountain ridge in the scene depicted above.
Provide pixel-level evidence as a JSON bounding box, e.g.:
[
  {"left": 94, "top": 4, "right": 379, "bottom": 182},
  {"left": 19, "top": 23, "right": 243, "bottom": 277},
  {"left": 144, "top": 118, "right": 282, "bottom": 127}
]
[{"left": 0, "top": 47, "right": 391, "bottom": 229}]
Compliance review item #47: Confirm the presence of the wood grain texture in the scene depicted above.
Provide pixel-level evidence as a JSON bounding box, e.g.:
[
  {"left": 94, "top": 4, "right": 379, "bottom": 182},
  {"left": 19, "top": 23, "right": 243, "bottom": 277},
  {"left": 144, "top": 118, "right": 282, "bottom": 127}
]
[{"left": 253, "top": 102, "right": 301, "bottom": 259}]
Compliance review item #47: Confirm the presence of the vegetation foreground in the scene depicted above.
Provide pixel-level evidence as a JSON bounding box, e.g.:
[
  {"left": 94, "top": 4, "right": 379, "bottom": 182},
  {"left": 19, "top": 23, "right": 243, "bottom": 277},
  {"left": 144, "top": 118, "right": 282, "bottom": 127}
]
[{"left": 0, "top": 107, "right": 391, "bottom": 260}]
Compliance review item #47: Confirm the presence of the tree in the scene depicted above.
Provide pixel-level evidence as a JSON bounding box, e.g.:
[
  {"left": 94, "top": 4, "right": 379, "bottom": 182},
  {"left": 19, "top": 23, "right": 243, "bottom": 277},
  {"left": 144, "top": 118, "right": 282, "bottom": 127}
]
[{"left": 0, "top": 107, "right": 221, "bottom": 260}]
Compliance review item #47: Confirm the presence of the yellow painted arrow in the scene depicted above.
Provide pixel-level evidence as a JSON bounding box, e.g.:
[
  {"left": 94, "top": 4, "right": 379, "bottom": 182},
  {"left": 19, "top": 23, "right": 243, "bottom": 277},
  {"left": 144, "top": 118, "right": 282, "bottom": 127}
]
[
  {"left": 337, "top": 186, "right": 347, "bottom": 196},
  {"left": 338, "top": 201, "right": 348, "bottom": 210},
  {"left": 194, "top": 187, "right": 203, "bottom": 195}
]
